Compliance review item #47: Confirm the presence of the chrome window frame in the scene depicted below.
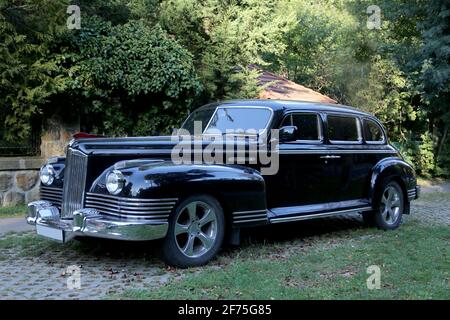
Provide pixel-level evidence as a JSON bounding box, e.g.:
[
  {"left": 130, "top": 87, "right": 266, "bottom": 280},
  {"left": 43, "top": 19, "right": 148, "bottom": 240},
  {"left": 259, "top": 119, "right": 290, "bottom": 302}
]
[
  {"left": 326, "top": 113, "right": 363, "bottom": 145},
  {"left": 362, "top": 117, "right": 386, "bottom": 145},
  {"left": 279, "top": 111, "right": 324, "bottom": 144}
]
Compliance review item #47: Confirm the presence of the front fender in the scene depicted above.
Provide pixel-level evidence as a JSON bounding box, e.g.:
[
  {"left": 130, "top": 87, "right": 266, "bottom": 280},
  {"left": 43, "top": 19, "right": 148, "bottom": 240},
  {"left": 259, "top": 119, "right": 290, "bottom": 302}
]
[
  {"left": 369, "top": 156, "right": 417, "bottom": 206},
  {"left": 89, "top": 160, "right": 267, "bottom": 215}
]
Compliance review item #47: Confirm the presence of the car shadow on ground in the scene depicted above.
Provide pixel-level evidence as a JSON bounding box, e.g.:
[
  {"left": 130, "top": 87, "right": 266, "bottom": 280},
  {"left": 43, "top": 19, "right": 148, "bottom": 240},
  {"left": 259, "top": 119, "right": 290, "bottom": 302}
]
[
  {"left": 239, "top": 213, "right": 365, "bottom": 246},
  {"left": 70, "top": 214, "right": 367, "bottom": 263}
]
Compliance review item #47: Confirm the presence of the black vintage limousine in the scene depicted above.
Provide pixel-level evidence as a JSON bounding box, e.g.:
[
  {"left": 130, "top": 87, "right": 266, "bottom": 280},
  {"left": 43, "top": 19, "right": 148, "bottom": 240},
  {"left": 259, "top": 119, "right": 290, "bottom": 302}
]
[{"left": 27, "top": 100, "right": 420, "bottom": 267}]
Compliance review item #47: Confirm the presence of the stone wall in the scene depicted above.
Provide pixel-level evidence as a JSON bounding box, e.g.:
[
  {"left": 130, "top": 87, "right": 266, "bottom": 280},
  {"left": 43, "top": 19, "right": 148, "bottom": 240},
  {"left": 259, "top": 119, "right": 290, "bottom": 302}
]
[
  {"left": 40, "top": 117, "right": 80, "bottom": 159},
  {"left": 0, "top": 117, "right": 79, "bottom": 207},
  {"left": 0, "top": 157, "right": 43, "bottom": 207}
]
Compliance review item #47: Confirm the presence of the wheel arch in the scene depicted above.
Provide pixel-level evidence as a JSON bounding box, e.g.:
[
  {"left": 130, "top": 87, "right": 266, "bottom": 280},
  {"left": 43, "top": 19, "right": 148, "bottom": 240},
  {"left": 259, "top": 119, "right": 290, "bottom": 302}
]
[{"left": 369, "top": 157, "right": 415, "bottom": 213}]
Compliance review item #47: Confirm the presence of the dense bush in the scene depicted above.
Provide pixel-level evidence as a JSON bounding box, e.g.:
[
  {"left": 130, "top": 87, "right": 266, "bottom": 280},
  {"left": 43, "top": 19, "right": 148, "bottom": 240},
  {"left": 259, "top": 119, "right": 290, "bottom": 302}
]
[{"left": 58, "top": 18, "right": 202, "bottom": 135}]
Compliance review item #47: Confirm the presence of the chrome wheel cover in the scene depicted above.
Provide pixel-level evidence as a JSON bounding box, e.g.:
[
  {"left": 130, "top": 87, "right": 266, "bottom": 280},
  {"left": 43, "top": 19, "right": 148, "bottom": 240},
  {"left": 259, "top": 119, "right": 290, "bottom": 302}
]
[
  {"left": 380, "top": 185, "right": 402, "bottom": 225},
  {"left": 174, "top": 201, "right": 218, "bottom": 258}
]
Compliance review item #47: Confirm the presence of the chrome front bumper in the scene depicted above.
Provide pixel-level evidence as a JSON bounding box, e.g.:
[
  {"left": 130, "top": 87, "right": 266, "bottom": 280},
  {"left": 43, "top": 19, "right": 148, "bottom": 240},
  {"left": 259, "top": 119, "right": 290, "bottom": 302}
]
[{"left": 26, "top": 201, "right": 169, "bottom": 242}]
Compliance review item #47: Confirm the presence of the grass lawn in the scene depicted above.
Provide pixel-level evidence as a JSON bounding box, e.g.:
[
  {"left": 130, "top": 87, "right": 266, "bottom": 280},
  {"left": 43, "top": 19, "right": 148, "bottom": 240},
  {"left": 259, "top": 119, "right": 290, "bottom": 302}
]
[
  {"left": 0, "top": 205, "right": 27, "bottom": 218},
  {"left": 118, "top": 220, "right": 449, "bottom": 300}
]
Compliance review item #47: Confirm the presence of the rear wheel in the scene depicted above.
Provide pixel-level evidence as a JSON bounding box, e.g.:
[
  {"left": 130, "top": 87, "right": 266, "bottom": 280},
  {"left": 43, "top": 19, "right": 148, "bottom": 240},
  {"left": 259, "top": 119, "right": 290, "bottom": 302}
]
[
  {"left": 161, "top": 194, "right": 225, "bottom": 268},
  {"left": 365, "top": 180, "right": 404, "bottom": 230}
]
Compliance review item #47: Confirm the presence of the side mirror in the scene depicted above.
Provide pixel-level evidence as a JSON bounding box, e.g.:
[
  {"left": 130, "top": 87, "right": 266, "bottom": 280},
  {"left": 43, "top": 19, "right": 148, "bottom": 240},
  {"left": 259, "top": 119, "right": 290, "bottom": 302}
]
[
  {"left": 279, "top": 126, "right": 298, "bottom": 142},
  {"left": 171, "top": 127, "right": 179, "bottom": 135}
]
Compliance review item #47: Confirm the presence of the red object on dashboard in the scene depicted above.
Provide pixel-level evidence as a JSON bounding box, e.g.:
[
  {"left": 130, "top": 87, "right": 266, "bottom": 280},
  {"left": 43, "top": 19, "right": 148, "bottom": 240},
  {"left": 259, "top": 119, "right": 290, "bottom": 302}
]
[{"left": 72, "top": 132, "right": 104, "bottom": 139}]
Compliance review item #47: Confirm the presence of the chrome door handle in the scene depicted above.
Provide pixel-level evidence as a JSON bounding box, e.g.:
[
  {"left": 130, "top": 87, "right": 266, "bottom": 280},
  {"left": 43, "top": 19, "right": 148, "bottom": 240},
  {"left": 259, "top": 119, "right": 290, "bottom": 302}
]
[{"left": 320, "top": 155, "right": 341, "bottom": 159}]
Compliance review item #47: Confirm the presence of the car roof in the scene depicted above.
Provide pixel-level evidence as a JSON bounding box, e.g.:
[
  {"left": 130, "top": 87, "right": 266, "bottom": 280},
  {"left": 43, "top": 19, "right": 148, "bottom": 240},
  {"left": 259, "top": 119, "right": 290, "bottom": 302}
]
[{"left": 196, "top": 99, "right": 374, "bottom": 118}]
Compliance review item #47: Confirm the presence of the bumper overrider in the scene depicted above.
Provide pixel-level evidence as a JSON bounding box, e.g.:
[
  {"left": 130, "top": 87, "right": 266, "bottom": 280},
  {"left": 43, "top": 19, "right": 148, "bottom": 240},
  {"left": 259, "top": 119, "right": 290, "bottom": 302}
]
[{"left": 26, "top": 201, "right": 169, "bottom": 243}]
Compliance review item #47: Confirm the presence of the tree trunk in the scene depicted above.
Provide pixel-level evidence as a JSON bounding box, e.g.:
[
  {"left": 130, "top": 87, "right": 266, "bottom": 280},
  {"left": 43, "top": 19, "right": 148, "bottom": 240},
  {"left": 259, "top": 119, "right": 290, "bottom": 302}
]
[{"left": 436, "top": 123, "right": 449, "bottom": 160}]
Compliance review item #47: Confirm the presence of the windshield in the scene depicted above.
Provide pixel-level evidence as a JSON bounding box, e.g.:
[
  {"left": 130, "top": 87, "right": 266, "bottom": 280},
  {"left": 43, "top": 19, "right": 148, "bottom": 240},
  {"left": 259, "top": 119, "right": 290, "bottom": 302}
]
[
  {"left": 181, "top": 107, "right": 272, "bottom": 135},
  {"left": 181, "top": 108, "right": 216, "bottom": 134}
]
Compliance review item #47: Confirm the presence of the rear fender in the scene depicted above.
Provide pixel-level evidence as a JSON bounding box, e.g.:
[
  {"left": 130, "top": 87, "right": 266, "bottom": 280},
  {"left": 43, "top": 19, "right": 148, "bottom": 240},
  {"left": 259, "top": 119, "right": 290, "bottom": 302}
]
[{"left": 369, "top": 157, "right": 416, "bottom": 212}]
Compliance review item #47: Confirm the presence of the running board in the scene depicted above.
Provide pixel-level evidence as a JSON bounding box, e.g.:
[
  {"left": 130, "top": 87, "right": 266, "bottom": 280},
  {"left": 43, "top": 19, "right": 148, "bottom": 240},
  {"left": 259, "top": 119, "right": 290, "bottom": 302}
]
[{"left": 269, "top": 206, "right": 373, "bottom": 224}]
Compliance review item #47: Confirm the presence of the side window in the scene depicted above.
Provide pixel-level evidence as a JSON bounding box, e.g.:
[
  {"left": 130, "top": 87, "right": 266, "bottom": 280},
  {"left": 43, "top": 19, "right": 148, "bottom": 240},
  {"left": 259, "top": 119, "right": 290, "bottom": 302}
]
[
  {"left": 327, "top": 115, "right": 360, "bottom": 143},
  {"left": 281, "top": 113, "right": 321, "bottom": 141},
  {"left": 363, "top": 119, "right": 384, "bottom": 143}
]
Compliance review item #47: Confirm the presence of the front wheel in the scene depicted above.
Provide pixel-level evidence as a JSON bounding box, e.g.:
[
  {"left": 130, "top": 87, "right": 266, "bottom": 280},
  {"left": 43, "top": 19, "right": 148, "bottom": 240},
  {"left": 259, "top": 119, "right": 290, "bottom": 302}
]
[
  {"left": 365, "top": 180, "right": 405, "bottom": 230},
  {"left": 161, "top": 194, "right": 225, "bottom": 268}
]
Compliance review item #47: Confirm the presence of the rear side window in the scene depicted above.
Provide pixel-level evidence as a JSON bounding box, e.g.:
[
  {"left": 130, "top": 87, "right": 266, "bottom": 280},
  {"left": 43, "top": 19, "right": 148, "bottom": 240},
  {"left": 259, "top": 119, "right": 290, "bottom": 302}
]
[
  {"left": 281, "top": 113, "right": 321, "bottom": 141},
  {"left": 327, "top": 115, "right": 360, "bottom": 142},
  {"left": 363, "top": 119, "right": 384, "bottom": 143}
]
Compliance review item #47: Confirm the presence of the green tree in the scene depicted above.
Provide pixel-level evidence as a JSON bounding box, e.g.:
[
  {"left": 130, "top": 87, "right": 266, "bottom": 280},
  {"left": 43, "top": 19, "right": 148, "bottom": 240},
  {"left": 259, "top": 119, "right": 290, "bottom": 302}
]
[
  {"left": 57, "top": 17, "right": 202, "bottom": 135},
  {"left": 0, "top": 0, "right": 68, "bottom": 141},
  {"left": 159, "top": 0, "right": 295, "bottom": 101},
  {"left": 416, "top": 0, "right": 450, "bottom": 174}
]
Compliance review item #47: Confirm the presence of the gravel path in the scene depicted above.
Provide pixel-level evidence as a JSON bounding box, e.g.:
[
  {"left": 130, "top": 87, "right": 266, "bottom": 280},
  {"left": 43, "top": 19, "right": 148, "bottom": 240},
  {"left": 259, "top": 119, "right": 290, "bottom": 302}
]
[
  {"left": 0, "top": 189, "right": 448, "bottom": 300},
  {"left": 0, "top": 217, "right": 33, "bottom": 236},
  {"left": 410, "top": 191, "right": 450, "bottom": 226},
  {"left": 420, "top": 183, "right": 450, "bottom": 194},
  {"left": 0, "top": 236, "right": 179, "bottom": 300}
]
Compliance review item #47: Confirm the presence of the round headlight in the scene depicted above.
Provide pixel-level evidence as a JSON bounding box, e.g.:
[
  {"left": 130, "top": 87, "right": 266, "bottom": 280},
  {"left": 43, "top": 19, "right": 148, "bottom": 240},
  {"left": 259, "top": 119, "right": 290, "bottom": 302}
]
[
  {"left": 106, "top": 170, "right": 125, "bottom": 195},
  {"left": 40, "top": 164, "right": 56, "bottom": 186}
]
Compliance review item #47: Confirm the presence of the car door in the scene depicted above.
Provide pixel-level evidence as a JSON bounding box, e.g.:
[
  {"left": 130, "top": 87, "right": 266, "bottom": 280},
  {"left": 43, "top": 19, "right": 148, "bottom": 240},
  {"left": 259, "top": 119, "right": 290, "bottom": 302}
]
[
  {"left": 265, "top": 112, "right": 333, "bottom": 208},
  {"left": 325, "top": 113, "right": 365, "bottom": 201},
  {"left": 351, "top": 117, "right": 389, "bottom": 199}
]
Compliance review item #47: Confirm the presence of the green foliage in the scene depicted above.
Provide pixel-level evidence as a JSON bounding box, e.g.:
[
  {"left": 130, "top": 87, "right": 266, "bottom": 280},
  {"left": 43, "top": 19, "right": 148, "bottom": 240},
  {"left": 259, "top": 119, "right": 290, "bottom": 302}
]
[
  {"left": 266, "top": 0, "right": 450, "bottom": 177},
  {"left": 0, "top": 0, "right": 68, "bottom": 141},
  {"left": 394, "top": 132, "right": 436, "bottom": 177},
  {"left": 56, "top": 16, "right": 202, "bottom": 136},
  {"left": 272, "top": 0, "right": 357, "bottom": 98},
  {"left": 159, "top": 0, "right": 295, "bottom": 100}
]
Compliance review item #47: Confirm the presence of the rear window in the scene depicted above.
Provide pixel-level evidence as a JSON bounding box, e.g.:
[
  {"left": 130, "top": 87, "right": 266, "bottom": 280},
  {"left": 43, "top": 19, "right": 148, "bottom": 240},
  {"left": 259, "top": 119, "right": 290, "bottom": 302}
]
[
  {"left": 327, "top": 115, "right": 360, "bottom": 142},
  {"left": 281, "top": 113, "right": 321, "bottom": 141},
  {"left": 363, "top": 119, "right": 384, "bottom": 143}
]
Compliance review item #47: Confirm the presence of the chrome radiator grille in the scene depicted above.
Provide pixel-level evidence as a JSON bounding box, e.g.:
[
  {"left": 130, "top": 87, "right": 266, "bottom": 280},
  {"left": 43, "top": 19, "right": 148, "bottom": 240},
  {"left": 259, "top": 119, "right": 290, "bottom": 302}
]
[
  {"left": 40, "top": 186, "right": 63, "bottom": 209},
  {"left": 61, "top": 149, "right": 88, "bottom": 218},
  {"left": 85, "top": 192, "right": 177, "bottom": 220}
]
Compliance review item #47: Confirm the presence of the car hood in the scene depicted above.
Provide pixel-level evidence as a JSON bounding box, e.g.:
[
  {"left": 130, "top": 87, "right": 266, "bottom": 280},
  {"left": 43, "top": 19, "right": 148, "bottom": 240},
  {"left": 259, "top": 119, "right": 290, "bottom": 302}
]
[{"left": 69, "top": 135, "right": 257, "bottom": 157}]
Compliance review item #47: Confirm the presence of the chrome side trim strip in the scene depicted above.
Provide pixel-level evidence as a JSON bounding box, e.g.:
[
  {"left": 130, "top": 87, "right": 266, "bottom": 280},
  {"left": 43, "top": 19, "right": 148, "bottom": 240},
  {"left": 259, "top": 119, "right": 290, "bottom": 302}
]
[
  {"left": 85, "top": 193, "right": 178, "bottom": 219},
  {"left": 85, "top": 198, "right": 176, "bottom": 207},
  {"left": 270, "top": 206, "right": 373, "bottom": 224},
  {"left": 234, "top": 217, "right": 268, "bottom": 224},
  {"left": 85, "top": 206, "right": 172, "bottom": 215},
  {"left": 278, "top": 149, "right": 397, "bottom": 155},
  {"left": 85, "top": 199, "right": 174, "bottom": 211},
  {"left": 93, "top": 210, "right": 169, "bottom": 220},
  {"left": 234, "top": 213, "right": 268, "bottom": 220},
  {"left": 85, "top": 192, "right": 178, "bottom": 202},
  {"left": 407, "top": 189, "right": 417, "bottom": 200},
  {"left": 232, "top": 209, "right": 267, "bottom": 215},
  {"left": 232, "top": 209, "right": 268, "bottom": 224}
]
